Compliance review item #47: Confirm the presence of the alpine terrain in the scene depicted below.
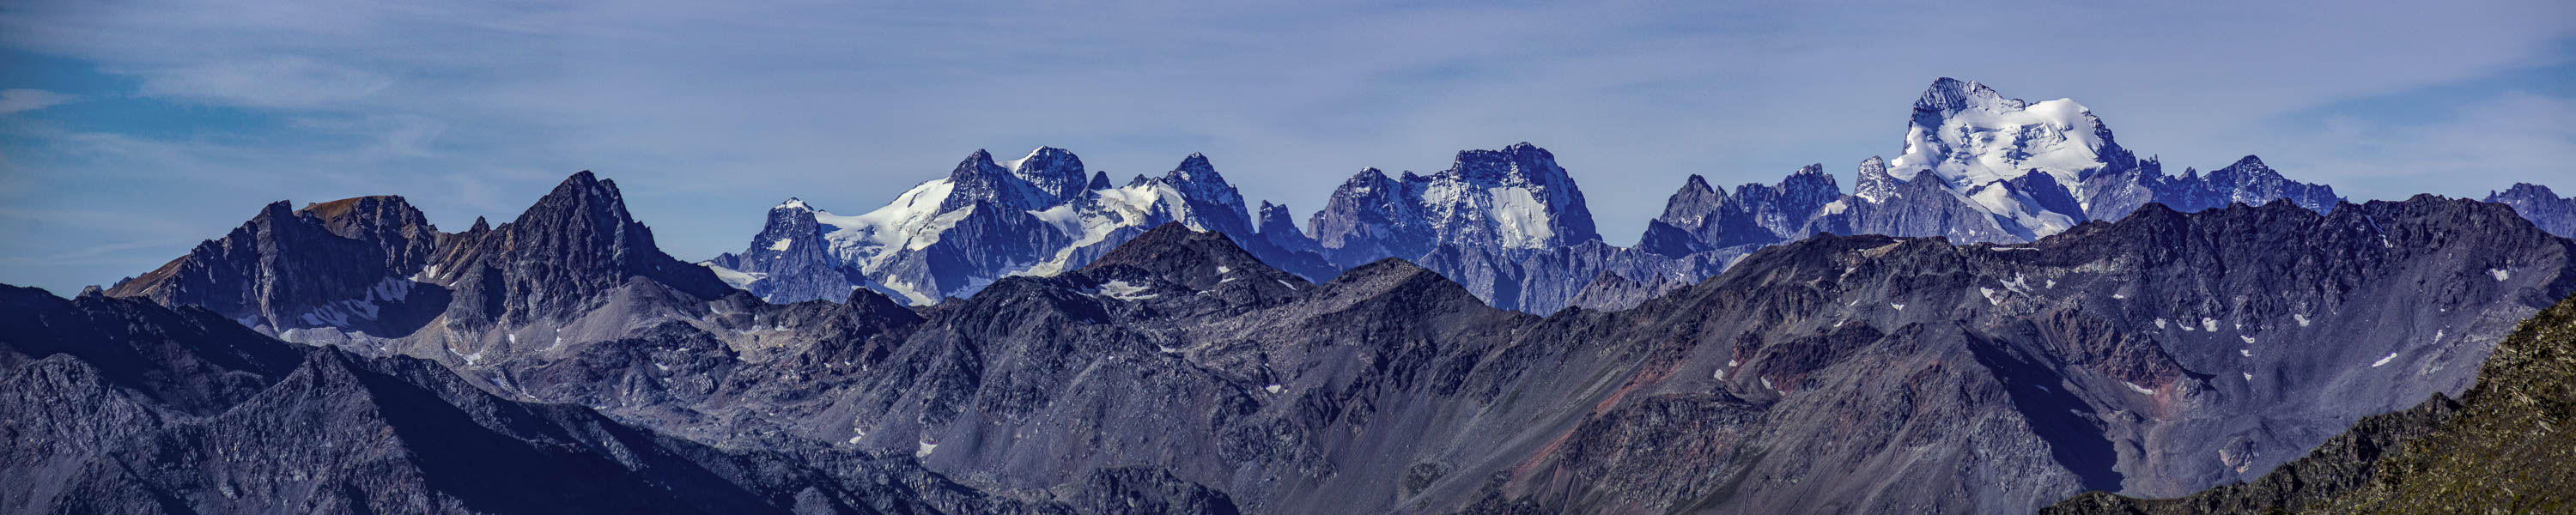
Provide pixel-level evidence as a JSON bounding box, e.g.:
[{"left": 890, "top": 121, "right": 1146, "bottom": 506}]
[{"left": 9, "top": 78, "right": 2574, "bottom": 514}]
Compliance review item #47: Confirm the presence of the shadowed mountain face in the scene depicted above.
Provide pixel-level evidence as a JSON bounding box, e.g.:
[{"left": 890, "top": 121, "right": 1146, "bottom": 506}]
[
  {"left": 57, "top": 161, "right": 2576, "bottom": 514},
  {"left": 0, "top": 285, "right": 1238, "bottom": 514},
  {"left": 104, "top": 197, "right": 441, "bottom": 334},
  {"left": 2044, "top": 289, "right": 2576, "bottom": 515}
]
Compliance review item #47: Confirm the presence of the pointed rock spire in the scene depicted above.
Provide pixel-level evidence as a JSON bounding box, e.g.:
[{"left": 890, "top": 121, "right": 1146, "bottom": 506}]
[
  {"left": 1657, "top": 175, "right": 1727, "bottom": 225},
  {"left": 1157, "top": 152, "right": 1250, "bottom": 236},
  {"left": 429, "top": 170, "right": 732, "bottom": 324},
  {"left": 1855, "top": 156, "right": 1899, "bottom": 203}
]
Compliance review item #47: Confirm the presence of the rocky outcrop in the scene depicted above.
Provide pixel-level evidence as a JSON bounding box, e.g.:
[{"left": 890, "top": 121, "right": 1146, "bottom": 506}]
[
  {"left": 420, "top": 171, "right": 733, "bottom": 327},
  {"left": 2045, "top": 288, "right": 2576, "bottom": 514},
  {"left": 103, "top": 197, "right": 440, "bottom": 334}
]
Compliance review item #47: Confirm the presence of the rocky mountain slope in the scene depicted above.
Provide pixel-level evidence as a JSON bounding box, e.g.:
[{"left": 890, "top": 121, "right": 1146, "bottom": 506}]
[
  {"left": 2, "top": 285, "right": 1247, "bottom": 514},
  {"left": 58, "top": 162, "right": 2576, "bottom": 514},
  {"left": 0, "top": 283, "right": 1247, "bottom": 512},
  {"left": 102, "top": 197, "right": 434, "bottom": 333},
  {"left": 760, "top": 196, "right": 2566, "bottom": 514},
  {"left": 2044, "top": 288, "right": 2576, "bottom": 514}
]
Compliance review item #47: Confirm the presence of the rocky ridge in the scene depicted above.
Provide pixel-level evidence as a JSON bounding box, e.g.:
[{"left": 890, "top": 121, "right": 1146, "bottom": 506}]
[
  {"left": 60, "top": 179, "right": 2576, "bottom": 514},
  {"left": 2044, "top": 287, "right": 2576, "bottom": 514}
]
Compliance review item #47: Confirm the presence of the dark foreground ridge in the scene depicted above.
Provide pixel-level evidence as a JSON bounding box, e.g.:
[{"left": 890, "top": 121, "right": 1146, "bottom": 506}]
[
  {"left": 2045, "top": 290, "right": 2576, "bottom": 514},
  {"left": 0, "top": 285, "right": 1236, "bottom": 514}
]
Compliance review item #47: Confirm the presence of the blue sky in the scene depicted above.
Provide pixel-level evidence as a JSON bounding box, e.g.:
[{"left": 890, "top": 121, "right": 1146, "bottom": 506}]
[{"left": 3, "top": 1, "right": 2572, "bottom": 295}]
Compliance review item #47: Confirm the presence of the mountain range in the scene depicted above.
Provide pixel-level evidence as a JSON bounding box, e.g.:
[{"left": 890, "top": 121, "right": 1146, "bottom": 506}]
[
  {"left": 697, "top": 78, "right": 2541, "bottom": 315},
  {"left": 12, "top": 78, "right": 2576, "bottom": 514}
]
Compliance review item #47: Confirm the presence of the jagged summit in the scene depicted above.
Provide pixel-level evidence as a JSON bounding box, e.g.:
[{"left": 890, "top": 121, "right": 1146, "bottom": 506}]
[
  {"left": 942, "top": 148, "right": 1048, "bottom": 211},
  {"left": 104, "top": 196, "right": 436, "bottom": 333},
  {"left": 1912, "top": 77, "right": 2012, "bottom": 114},
  {"left": 427, "top": 170, "right": 732, "bottom": 324},
  {"left": 1680, "top": 173, "right": 1714, "bottom": 193},
  {"left": 712, "top": 146, "right": 1318, "bottom": 305},
  {"left": 1006, "top": 146, "right": 1089, "bottom": 205},
  {"left": 1853, "top": 156, "right": 1898, "bottom": 203},
  {"left": 2487, "top": 182, "right": 2576, "bottom": 238},
  {"left": 1314, "top": 142, "right": 1599, "bottom": 261}
]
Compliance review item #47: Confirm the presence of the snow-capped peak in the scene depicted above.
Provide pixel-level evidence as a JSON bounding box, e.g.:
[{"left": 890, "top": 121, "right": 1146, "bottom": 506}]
[
  {"left": 1892, "top": 78, "right": 2117, "bottom": 189},
  {"left": 1884, "top": 78, "right": 2140, "bottom": 239},
  {"left": 1310, "top": 143, "right": 1600, "bottom": 254},
  {"left": 774, "top": 197, "right": 813, "bottom": 211}
]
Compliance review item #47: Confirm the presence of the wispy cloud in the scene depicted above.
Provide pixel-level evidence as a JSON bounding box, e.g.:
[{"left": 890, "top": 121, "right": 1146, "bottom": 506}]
[
  {"left": 0, "top": 88, "right": 76, "bottom": 114},
  {"left": 133, "top": 56, "right": 393, "bottom": 108}
]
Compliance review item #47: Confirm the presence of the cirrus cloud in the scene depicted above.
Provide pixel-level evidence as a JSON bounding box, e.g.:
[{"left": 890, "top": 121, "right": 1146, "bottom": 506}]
[
  {"left": 0, "top": 88, "right": 76, "bottom": 114},
  {"left": 132, "top": 55, "right": 393, "bottom": 108}
]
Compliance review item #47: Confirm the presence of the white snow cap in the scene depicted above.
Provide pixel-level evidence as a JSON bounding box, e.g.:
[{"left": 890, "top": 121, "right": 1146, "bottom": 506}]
[{"left": 1886, "top": 78, "right": 2127, "bottom": 239}]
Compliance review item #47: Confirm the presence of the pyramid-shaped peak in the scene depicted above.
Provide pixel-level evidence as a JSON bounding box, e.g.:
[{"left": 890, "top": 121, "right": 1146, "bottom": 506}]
[
  {"left": 550, "top": 170, "right": 610, "bottom": 192},
  {"left": 774, "top": 197, "right": 813, "bottom": 211},
  {"left": 953, "top": 149, "right": 1002, "bottom": 173},
  {"left": 518, "top": 170, "right": 638, "bottom": 227},
  {"left": 1173, "top": 153, "right": 1218, "bottom": 178},
  {"left": 1680, "top": 174, "right": 1714, "bottom": 193},
  {"left": 534, "top": 171, "right": 624, "bottom": 211}
]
